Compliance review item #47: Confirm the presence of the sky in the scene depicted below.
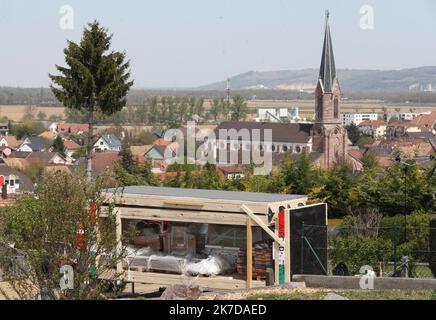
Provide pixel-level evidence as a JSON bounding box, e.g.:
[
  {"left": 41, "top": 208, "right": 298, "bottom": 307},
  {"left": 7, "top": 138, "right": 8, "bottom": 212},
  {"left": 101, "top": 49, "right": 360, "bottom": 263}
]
[{"left": 0, "top": 0, "right": 436, "bottom": 88}]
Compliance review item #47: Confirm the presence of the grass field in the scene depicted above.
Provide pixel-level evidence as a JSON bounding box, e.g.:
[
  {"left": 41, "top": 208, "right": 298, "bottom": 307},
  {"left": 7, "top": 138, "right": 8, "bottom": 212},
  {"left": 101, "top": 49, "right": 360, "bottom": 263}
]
[{"left": 246, "top": 289, "right": 436, "bottom": 300}]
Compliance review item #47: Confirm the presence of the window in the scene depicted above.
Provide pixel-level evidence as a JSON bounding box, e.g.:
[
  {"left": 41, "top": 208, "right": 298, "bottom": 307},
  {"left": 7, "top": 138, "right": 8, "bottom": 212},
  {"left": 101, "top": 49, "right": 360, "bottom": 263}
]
[
  {"left": 283, "top": 145, "right": 288, "bottom": 152},
  {"left": 334, "top": 97, "right": 339, "bottom": 118},
  {"left": 296, "top": 146, "right": 301, "bottom": 153},
  {"left": 317, "top": 96, "right": 323, "bottom": 119}
]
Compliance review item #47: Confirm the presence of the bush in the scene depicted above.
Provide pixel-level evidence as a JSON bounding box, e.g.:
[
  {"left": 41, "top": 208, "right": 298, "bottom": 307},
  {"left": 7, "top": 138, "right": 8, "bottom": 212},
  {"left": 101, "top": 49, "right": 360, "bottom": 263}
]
[
  {"left": 329, "top": 235, "right": 392, "bottom": 275},
  {"left": 379, "top": 211, "right": 434, "bottom": 262}
]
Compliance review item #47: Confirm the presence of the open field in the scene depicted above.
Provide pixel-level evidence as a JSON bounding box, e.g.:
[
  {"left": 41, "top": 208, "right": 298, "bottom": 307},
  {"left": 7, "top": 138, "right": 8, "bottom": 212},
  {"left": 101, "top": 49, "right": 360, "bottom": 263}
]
[
  {"left": 0, "top": 105, "right": 65, "bottom": 121},
  {"left": 1, "top": 99, "right": 436, "bottom": 122}
]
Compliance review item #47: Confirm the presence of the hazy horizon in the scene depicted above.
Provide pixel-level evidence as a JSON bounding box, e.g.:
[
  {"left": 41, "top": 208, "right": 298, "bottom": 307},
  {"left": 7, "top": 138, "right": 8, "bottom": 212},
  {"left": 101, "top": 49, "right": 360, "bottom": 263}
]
[{"left": 1, "top": 0, "right": 435, "bottom": 88}]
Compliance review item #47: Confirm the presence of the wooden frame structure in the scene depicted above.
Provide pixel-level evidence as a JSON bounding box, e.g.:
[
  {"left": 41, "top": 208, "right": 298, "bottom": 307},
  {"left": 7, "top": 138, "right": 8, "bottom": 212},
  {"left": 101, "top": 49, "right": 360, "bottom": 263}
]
[{"left": 101, "top": 186, "right": 308, "bottom": 290}]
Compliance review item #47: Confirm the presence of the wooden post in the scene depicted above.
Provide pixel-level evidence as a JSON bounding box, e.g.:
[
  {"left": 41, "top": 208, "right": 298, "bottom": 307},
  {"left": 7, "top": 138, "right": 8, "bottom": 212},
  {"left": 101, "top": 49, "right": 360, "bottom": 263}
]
[
  {"left": 274, "top": 219, "right": 280, "bottom": 285},
  {"left": 284, "top": 209, "right": 291, "bottom": 283},
  {"left": 246, "top": 217, "right": 253, "bottom": 289},
  {"left": 116, "top": 210, "right": 123, "bottom": 275}
]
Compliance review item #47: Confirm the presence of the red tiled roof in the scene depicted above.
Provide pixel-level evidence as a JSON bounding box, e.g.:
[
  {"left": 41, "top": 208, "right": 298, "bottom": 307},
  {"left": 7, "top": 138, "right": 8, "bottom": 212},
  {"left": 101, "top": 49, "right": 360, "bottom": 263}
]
[
  {"left": 57, "top": 123, "right": 89, "bottom": 135},
  {"left": 410, "top": 111, "right": 436, "bottom": 131},
  {"left": 217, "top": 165, "right": 244, "bottom": 174},
  {"left": 39, "top": 131, "right": 57, "bottom": 140},
  {"left": 63, "top": 140, "right": 81, "bottom": 150},
  {"left": 0, "top": 136, "right": 22, "bottom": 148},
  {"left": 348, "top": 149, "right": 363, "bottom": 160},
  {"left": 358, "top": 120, "right": 386, "bottom": 127},
  {"left": 91, "top": 152, "right": 121, "bottom": 174}
]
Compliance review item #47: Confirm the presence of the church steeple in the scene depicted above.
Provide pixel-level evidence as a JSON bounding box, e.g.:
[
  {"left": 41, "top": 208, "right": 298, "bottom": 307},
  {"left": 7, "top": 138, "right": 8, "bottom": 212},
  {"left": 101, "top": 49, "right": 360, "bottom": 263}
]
[
  {"left": 315, "top": 10, "right": 341, "bottom": 124},
  {"left": 319, "top": 10, "right": 336, "bottom": 93}
]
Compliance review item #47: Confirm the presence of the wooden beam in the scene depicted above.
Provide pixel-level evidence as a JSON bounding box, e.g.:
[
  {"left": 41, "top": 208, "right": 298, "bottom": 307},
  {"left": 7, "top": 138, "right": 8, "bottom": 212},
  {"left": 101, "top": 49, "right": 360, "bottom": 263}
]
[
  {"left": 115, "top": 210, "right": 123, "bottom": 274},
  {"left": 241, "top": 205, "right": 284, "bottom": 246},
  {"left": 163, "top": 199, "right": 205, "bottom": 207},
  {"left": 101, "top": 206, "right": 269, "bottom": 227},
  {"left": 99, "top": 270, "right": 265, "bottom": 290},
  {"left": 274, "top": 219, "right": 280, "bottom": 285},
  {"left": 285, "top": 209, "right": 291, "bottom": 283},
  {"left": 246, "top": 217, "right": 253, "bottom": 289},
  {"left": 103, "top": 192, "right": 307, "bottom": 215}
]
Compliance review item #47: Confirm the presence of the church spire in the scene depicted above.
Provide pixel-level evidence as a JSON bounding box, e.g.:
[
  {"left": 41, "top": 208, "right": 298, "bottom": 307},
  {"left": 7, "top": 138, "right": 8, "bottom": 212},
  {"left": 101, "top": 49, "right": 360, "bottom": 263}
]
[{"left": 319, "top": 10, "right": 336, "bottom": 93}]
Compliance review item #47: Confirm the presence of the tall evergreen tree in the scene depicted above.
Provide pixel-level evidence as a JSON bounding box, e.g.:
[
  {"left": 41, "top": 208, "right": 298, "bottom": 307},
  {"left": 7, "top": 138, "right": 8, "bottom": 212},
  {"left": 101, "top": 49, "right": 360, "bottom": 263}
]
[
  {"left": 49, "top": 21, "right": 134, "bottom": 182},
  {"left": 52, "top": 135, "right": 66, "bottom": 157},
  {"left": 120, "top": 143, "right": 135, "bottom": 174}
]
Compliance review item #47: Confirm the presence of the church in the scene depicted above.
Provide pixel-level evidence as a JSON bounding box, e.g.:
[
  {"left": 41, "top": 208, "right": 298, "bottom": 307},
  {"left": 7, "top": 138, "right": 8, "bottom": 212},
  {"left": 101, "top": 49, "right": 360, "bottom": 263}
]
[{"left": 213, "top": 13, "right": 362, "bottom": 171}]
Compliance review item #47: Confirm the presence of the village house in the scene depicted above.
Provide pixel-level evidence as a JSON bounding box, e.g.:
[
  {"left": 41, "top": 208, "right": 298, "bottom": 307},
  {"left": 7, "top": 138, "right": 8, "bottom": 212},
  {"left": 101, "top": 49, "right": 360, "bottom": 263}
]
[
  {"left": 0, "top": 164, "right": 34, "bottom": 196},
  {"left": 91, "top": 152, "right": 121, "bottom": 174},
  {"left": 0, "top": 136, "right": 22, "bottom": 149},
  {"left": 217, "top": 165, "right": 246, "bottom": 180},
  {"left": 0, "top": 123, "right": 10, "bottom": 136},
  {"left": 386, "top": 111, "right": 436, "bottom": 138},
  {"left": 63, "top": 140, "right": 81, "bottom": 158},
  {"left": 57, "top": 123, "right": 89, "bottom": 136},
  {"left": 358, "top": 120, "right": 387, "bottom": 138},
  {"left": 38, "top": 130, "right": 58, "bottom": 141},
  {"left": 26, "top": 152, "right": 72, "bottom": 167},
  {"left": 93, "top": 134, "right": 122, "bottom": 152},
  {"left": 17, "top": 136, "right": 51, "bottom": 152}
]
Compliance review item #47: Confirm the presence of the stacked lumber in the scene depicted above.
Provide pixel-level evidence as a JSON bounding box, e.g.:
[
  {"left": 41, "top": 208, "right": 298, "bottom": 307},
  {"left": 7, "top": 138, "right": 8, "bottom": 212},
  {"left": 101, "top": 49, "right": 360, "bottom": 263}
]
[
  {"left": 236, "top": 243, "right": 273, "bottom": 279},
  {"left": 148, "top": 255, "right": 187, "bottom": 274}
]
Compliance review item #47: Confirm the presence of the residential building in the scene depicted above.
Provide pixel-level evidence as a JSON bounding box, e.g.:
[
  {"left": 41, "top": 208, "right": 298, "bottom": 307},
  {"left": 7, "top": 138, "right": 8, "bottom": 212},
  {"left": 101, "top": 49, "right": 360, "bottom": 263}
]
[
  {"left": 39, "top": 130, "right": 57, "bottom": 141},
  {"left": 217, "top": 165, "right": 246, "bottom": 180},
  {"left": 0, "top": 136, "right": 22, "bottom": 149},
  {"left": 18, "top": 136, "right": 50, "bottom": 152},
  {"left": 93, "top": 134, "right": 122, "bottom": 152},
  {"left": 358, "top": 120, "right": 387, "bottom": 138},
  {"left": 341, "top": 113, "right": 378, "bottom": 126},
  {"left": 0, "top": 164, "right": 34, "bottom": 195},
  {"left": 386, "top": 111, "right": 436, "bottom": 138},
  {"left": 0, "top": 123, "right": 9, "bottom": 136},
  {"left": 63, "top": 140, "right": 81, "bottom": 158},
  {"left": 57, "top": 123, "right": 89, "bottom": 136}
]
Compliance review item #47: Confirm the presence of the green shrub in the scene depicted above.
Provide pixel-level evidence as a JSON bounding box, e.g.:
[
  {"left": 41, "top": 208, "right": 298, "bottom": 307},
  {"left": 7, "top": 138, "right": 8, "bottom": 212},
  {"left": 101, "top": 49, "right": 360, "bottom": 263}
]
[
  {"left": 329, "top": 235, "right": 392, "bottom": 275},
  {"left": 379, "top": 211, "right": 434, "bottom": 262}
]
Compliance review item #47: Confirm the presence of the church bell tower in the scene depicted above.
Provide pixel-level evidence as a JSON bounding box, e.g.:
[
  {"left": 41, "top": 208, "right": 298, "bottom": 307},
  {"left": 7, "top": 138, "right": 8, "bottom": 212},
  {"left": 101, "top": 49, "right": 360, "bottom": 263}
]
[{"left": 312, "top": 11, "right": 348, "bottom": 168}]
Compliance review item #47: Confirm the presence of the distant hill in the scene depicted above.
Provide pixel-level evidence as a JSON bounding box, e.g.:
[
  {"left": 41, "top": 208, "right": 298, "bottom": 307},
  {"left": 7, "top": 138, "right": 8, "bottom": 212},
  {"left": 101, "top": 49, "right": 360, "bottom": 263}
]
[{"left": 197, "top": 67, "right": 436, "bottom": 92}]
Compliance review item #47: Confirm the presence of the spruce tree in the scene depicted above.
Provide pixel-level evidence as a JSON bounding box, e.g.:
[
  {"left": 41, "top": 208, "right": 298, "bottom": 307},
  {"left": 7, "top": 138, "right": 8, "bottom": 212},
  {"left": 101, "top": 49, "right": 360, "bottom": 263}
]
[
  {"left": 49, "top": 21, "right": 133, "bottom": 182},
  {"left": 52, "top": 135, "right": 66, "bottom": 157}
]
